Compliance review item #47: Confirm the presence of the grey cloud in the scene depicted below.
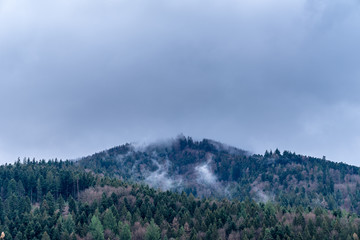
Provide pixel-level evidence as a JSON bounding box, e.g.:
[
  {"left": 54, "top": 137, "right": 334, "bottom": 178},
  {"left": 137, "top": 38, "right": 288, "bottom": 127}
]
[{"left": 0, "top": 0, "right": 360, "bottom": 165}]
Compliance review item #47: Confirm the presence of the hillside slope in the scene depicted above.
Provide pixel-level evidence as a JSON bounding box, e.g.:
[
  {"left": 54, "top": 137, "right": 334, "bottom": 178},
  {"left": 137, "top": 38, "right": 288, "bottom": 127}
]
[
  {"left": 78, "top": 136, "right": 360, "bottom": 214},
  {"left": 1, "top": 159, "right": 360, "bottom": 240}
]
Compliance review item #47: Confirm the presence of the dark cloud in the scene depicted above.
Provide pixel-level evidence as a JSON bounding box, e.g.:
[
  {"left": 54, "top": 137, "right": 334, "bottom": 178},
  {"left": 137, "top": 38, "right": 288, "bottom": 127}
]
[{"left": 0, "top": 0, "right": 360, "bottom": 165}]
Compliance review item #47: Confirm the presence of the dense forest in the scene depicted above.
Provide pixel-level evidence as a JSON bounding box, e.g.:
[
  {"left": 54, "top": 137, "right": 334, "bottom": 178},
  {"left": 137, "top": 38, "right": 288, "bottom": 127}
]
[
  {"left": 78, "top": 136, "right": 360, "bottom": 214},
  {"left": 1, "top": 159, "right": 360, "bottom": 240}
]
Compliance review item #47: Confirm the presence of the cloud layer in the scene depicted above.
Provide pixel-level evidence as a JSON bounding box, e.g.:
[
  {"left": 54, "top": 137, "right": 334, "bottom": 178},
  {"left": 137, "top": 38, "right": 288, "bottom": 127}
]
[{"left": 0, "top": 0, "right": 360, "bottom": 165}]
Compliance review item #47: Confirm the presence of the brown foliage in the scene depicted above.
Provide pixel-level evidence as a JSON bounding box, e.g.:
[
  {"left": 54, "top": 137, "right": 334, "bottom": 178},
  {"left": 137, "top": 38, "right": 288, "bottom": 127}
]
[
  {"left": 78, "top": 186, "right": 128, "bottom": 204},
  {"left": 228, "top": 231, "right": 240, "bottom": 240},
  {"left": 132, "top": 221, "right": 146, "bottom": 240}
]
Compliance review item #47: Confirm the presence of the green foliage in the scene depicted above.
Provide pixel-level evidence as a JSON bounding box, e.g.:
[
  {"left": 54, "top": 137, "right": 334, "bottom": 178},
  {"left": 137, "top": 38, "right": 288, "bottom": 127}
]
[
  {"left": 41, "top": 232, "right": 51, "bottom": 240},
  {"left": 37, "top": 177, "right": 43, "bottom": 202},
  {"left": 205, "top": 223, "right": 218, "bottom": 240},
  {"left": 89, "top": 215, "right": 104, "bottom": 240},
  {"left": 78, "top": 137, "right": 360, "bottom": 214},
  {"left": 120, "top": 223, "right": 131, "bottom": 240},
  {"left": 45, "top": 191, "right": 56, "bottom": 215},
  {"left": 263, "top": 228, "right": 273, "bottom": 240},
  {"left": 103, "top": 208, "right": 117, "bottom": 233},
  {"left": 64, "top": 214, "right": 75, "bottom": 234},
  {"left": 68, "top": 196, "right": 77, "bottom": 214},
  {"left": 0, "top": 150, "right": 359, "bottom": 240},
  {"left": 145, "top": 220, "right": 161, "bottom": 240}
]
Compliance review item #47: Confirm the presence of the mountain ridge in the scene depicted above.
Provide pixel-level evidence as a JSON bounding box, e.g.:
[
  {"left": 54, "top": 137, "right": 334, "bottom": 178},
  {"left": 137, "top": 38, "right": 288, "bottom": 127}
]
[{"left": 77, "top": 136, "right": 360, "bottom": 214}]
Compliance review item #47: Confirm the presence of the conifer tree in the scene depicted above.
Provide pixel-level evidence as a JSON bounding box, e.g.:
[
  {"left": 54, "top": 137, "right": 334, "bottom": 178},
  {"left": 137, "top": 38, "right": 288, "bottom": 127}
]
[
  {"left": 103, "top": 209, "right": 117, "bottom": 233},
  {"left": 120, "top": 223, "right": 131, "bottom": 240},
  {"left": 68, "top": 196, "right": 77, "bottom": 214},
  {"left": 263, "top": 228, "right": 273, "bottom": 240},
  {"left": 145, "top": 220, "right": 161, "bottom": 240},
  {"left": 89, "top": 215, "right": 104, "bottom": 240},
  {"left": 64, "top": 214, "right": 75, "bottom": 235},
  {"left": 41, "top": 231, "right": 51, "bottom": 240},
  {"left": 37, "top": 178, "right": 42, "bottom": 202}
]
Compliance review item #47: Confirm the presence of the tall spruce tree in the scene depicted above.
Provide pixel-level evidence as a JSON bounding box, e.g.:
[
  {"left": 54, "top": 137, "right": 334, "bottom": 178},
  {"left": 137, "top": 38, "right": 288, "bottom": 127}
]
[{"left": 89, "top": 215, "right": 104, "bottom": 240}]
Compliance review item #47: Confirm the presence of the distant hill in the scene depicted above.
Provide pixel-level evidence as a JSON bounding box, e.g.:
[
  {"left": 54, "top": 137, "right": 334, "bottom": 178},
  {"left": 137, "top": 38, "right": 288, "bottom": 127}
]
[
  {"left": 1, "top": 138, "right": 360, "bottom": 240},
  {"left": 77, "top": 136, "right": 360, "bottom": 214}
]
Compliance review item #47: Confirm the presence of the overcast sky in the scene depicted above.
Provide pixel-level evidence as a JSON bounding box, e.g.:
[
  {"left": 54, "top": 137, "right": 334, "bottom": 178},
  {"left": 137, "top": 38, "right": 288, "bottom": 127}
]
[{"left": 0, "top": 0, "right": 360, "bottom": 165}]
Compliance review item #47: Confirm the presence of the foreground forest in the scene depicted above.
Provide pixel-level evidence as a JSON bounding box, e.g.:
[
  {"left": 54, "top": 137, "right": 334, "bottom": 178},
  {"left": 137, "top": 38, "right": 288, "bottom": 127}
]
[{"left": 1, "top": 159, "right": 360, "bottom": 240}]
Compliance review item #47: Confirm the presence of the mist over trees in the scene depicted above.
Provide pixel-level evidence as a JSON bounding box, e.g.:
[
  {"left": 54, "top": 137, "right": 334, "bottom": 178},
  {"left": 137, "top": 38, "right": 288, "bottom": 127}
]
[
  {"left": 78, "top": 137, "right": 360, "bottom": 214},
  {"left": 1, "top": 137, "right": 360, "bottom": 239}
]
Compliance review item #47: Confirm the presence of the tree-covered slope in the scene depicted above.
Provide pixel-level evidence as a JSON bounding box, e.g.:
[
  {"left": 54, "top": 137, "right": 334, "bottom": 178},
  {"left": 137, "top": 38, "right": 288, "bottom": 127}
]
[
  {"left": 77, "top": 136, "right": 360, "bottom": 214},
  {"left": 1, "top": 159, "right": 360, "bottom": 240}
]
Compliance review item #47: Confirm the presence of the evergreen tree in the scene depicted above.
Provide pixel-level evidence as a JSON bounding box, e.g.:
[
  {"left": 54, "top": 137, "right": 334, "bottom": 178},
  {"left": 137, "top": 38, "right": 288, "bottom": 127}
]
[
  {"left": 14, "top": 232, "right": 23, "bottom": 240},
  {"left": 58, "top": 194, "right": 65, "bottom": 214},
  {"left": 64, "top": 214, "right": 75, "bottom": 235},
  {"left": 17, "top": 180, "right": 25, "bottom": 197},
  {"left": 0, "top": 198, "right": 4, "bottom": 223},
  {"left": 103, "top": 208, "right": 117, "bottom": 233},
  {"left": 264, "top": 228, "right": 273, "bottom": 240},
  {"left": 120, "top": 223, "right": 131, "bottom": 240},
  {"left": 205, "top": 224, "right": 218, "bottom": 240},
  {"left": 41, "top": 232, "right": 51, "bottom": 240},
  {"left": 145, "top": 220, "right": 161, "bottom": 240},
  {"left": 45, "top": 192, "right": 56, "bottom": 215},
  {"left": 190, "top": 229, "right": 198, "bottom": 240},
  {"left": 89, "top": 215, "right": 104, "bottom": 240},
  {"left": 37, "top": 178, "right": 43, "bottom": 202},
  {"left": 68, "top": 196, "right": 77, "bottom": 214},
  {"left": 7, "top": 179, "right": 17, "bottom": 196}
]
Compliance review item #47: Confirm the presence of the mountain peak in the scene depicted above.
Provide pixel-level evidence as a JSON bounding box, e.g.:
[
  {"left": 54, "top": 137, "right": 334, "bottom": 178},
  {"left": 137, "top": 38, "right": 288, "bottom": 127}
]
[{"left": 77, "top": 136, "right": 360, "bottom": 213}]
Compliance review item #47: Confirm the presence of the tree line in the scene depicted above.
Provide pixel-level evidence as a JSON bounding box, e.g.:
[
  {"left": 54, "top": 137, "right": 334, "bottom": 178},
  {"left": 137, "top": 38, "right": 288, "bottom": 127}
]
[{"left": 0, "top": 159, "right": 359, "bottom": 239}]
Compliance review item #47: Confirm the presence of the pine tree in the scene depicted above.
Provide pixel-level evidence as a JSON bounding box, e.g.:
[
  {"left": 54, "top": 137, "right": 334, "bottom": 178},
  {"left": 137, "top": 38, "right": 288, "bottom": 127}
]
[
  {"left": 7, "top": 179, "right": 17, "bottom": 196},
  {"left": 41, "top": 231, "right": 51, "bottom": 240},
  {"left": 14, "top": 232, "right": 23, "bottom": 240},
  {"left": 205, "top": 224, "right": 218, "bottom": 240},
  {"left": 45, "top": 192, "right": 56, "bottom": 215},
  {"left": 264, "top": 228, "right": 273, "bottom": 240},
  {"left": 17, "top": 180, "right": 25, "bottom": 197},
  {"left": 103, "top": 209, "right": 117, "bottom": 233},
  {"left": 190, "top": 229, "right": 198, "bottom": 240},
  {"left": 68, "top": 196, "right": 77, "bottom": 214},
  {"left": 89, "top": 215, "right": 104, "bottom": 240},
  {"left": 58, "top": 194, "right": 65, "bottom": 214},
  {"left": 64, "top": 214, "right": 75, "bottom": 235},
  {"left": 37, "top": 178, "right": 43, "bottom": 202},
  {"left": 120, "top": 223, "right": 131, "bottom": 240},
  {"left": 145, "top": 220, "right": 161, "bottom": 240},
  {"left": 0, "top": 198, "right": 4, "bottom": 223}
]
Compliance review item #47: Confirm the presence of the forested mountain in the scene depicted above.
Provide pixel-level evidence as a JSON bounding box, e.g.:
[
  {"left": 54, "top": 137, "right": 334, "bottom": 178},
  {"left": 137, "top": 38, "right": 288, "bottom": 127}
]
[
  {"left": 1, "top": 136, "right": 360, "bottom": 239},
  {"left": 1, "top": 159, "right": 360, "bottom": 240},
  {"left": 78, "top": 136, "right": 360, "bottom": 214}
]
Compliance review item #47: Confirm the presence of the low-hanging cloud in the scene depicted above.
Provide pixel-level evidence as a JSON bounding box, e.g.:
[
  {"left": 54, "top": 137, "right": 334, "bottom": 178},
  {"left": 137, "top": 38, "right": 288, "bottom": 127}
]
[
  {"left": 0, "top": 0, "right": 360, "bottom": 165},
  {"left": 195, "top": 161, "right": 217, "bottom": 185},
  {"left": 144, "top": 158, "right": 183, "bottom": 191}
]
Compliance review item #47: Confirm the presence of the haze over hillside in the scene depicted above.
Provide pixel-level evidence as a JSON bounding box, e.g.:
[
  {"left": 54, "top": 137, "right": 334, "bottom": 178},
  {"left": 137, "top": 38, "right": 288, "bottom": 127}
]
[
  {"left": 78, "top": 136, "right": 360, "bottom": 214},
  {"left": 1, "top": 136, "right": 359, "bottom": 239},
  {"left": 1, "top": 155, "right": 360, "bottom": 240}
]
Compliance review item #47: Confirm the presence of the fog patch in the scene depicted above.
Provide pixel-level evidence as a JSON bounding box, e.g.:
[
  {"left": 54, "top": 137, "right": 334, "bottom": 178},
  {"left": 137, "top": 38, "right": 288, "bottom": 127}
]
[
  {"left": 207, "top": 139, "right": 249, "bottom": 156},
  {"left": 131, "top": 141, "right": 149, "bottom": 152},
  {"left": 195, "top": 162, "right": 217, "bottom": 185},
  {"left": 252, "top": 186, "right": 274, "bottom": 203},
  {"left": 132, "top": 137, "right": 179, "bottom": 153},
  {"left": 145, "top": 170, "right": 176, "bottom": 191},
  {"left": 144, "top": 158, "right": 182, "bottom": 191}
]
